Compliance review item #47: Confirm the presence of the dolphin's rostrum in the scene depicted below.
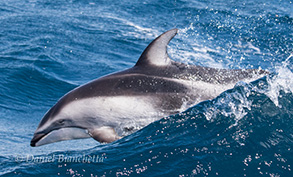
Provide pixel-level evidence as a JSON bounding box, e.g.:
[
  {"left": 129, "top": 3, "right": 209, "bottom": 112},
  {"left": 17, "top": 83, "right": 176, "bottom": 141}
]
[{"left": 31, "top": 29, "right": 267, "bottom": 147}]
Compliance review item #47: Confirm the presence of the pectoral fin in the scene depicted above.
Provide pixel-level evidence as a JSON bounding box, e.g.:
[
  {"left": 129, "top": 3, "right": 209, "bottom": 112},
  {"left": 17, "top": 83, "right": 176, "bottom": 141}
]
[{"left": 88, "top": 126, "right": 121, "bottom": 143}]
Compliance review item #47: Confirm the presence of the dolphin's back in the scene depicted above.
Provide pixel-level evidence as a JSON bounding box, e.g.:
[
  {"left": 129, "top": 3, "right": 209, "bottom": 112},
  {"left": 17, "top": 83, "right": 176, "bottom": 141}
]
[{"left": 57, "top": 28, "right": 267, "bottom": 116}]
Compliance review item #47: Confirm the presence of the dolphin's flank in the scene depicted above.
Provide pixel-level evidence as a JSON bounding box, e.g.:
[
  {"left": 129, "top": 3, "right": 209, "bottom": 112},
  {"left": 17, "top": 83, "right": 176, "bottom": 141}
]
[{"left": 31, "top": 29, "right": 267, "bottom": 147}]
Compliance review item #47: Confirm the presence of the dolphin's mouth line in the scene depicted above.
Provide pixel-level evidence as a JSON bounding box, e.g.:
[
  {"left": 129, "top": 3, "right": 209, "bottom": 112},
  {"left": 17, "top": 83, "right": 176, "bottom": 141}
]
[
  {"left": 31, "top": 126, "right": 89, "bottom": 147},
  {"left": 30, "top": 133, "right": 46, "bottom": 147}
]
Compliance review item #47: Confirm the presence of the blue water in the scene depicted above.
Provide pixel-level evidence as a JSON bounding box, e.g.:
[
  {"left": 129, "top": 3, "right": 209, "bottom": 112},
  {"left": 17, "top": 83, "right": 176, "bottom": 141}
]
[{"left": 1, "top": 0, "right": 292, "bottom": 176}]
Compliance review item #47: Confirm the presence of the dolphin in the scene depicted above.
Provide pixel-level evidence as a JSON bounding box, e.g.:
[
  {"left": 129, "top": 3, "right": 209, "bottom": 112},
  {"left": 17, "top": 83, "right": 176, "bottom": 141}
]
[{"left": 31, "top": 28, "right": 267, "bottom": 147}]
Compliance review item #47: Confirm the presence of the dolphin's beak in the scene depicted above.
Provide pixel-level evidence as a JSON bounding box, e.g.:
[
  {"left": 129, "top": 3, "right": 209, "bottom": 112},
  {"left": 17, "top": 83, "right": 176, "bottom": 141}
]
[
  {"left": 30, "top": 127, "right": 91, "bottom": 147},
  {"left": 30, "top": 133, "right": 46, "bottom": 147}
]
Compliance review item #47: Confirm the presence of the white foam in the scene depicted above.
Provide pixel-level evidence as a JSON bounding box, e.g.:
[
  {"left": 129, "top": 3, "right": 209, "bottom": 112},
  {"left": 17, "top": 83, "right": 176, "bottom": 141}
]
[
  {"left": 171, "top": 27, "right": 224, "bottom": 68},
  {"left": 265, "top": 54, "right": 293, "bottom": 107},
  {"left": 102, "top": 13, "right": 159, "bottom": 39},
  {"left": 233, "top": 40, "right": 262, "bottom": 54},
  {"left": 203, "top": 54, "right": 293, "bottom": 125},
  {"left": 203, "top": 81, "right": 253, "bottom": 125}
]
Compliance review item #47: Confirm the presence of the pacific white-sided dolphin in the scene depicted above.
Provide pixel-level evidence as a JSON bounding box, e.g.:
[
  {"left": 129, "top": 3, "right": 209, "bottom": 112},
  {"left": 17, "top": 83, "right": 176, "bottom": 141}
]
[{"left": 31, "top": 29, "right": 267, "bottom": 147}]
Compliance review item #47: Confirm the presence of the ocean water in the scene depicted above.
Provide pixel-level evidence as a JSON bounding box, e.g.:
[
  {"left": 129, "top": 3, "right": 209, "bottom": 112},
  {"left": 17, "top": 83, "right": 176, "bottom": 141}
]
[{"left": 0, "top": 0, "right": 292, "bottom": 176}]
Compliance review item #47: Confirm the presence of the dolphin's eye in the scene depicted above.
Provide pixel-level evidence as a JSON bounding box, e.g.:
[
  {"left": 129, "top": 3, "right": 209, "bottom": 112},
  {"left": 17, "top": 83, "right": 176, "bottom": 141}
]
[{"left": 58, "top": 119, "right": 65, "bottom": 125}]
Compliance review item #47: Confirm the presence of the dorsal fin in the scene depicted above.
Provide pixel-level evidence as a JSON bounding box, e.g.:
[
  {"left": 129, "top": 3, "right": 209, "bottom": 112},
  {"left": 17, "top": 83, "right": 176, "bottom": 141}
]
[{"left": 135, "top": 28, "right": 178, "bottom": 67}]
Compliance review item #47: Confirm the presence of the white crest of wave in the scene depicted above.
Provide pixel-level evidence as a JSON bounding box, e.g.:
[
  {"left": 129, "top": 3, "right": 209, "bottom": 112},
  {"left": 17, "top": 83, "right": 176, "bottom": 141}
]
[
  {"left": 168, "top": 25, "right": 224, "bottom": 68},
  {"left": 102, "top": 13, "right": 159, "bottom": 39},
  {"left": 203, "top": 54, "right": 292, "bottom": 125},
  {"left": 203, "top": 81, "right": 253, "bottom": 126},
  {"left": 265, "top": 54, "right": 293, "bottom": 107}
]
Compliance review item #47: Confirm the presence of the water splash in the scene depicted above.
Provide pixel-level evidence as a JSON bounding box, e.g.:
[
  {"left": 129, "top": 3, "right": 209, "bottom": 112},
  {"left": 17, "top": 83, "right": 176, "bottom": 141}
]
[{"left": 265, "top": 54, "right": 293, "bottom": 107}]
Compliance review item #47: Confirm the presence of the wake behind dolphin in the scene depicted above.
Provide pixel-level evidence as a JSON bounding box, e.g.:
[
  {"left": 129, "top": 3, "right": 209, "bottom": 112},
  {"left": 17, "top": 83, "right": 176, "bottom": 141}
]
[{"left": 31, "top": 29, "right": 267, "bottom": 147}]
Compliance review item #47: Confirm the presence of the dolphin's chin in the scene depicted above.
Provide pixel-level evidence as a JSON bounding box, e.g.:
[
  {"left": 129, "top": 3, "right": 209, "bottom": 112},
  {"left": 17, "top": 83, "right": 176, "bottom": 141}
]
[{"left": 31, "top": 127, "right": 91, "bottom": 147}]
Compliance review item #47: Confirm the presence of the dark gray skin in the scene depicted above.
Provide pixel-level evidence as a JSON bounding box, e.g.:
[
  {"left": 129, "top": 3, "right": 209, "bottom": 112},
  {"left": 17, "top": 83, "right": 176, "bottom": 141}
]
[{"left": 31, "top": 29, "right": 267, "bottom": 147}]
